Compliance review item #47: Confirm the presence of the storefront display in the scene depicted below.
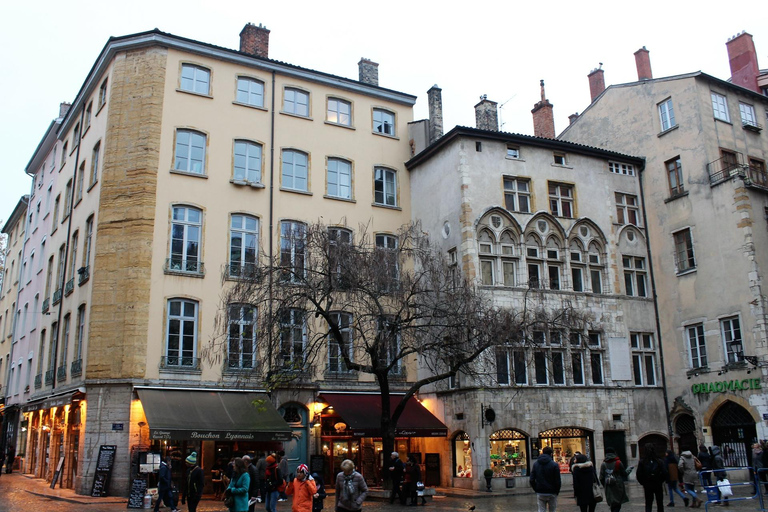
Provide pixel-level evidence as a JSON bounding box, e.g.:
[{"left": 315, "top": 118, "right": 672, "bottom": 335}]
[
  {"left": 452, "top": 432, "right": 472, "bottom": 477},
  {"left": 489, "top": 429, "right": 528, "bottom": 477},
  {"left": 538, "top": 427, "right": 592, "bottom": 473}
]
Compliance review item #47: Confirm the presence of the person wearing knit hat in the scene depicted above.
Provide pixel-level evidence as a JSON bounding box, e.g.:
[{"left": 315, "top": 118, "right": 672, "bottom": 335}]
[
  {"left": 287, "top": 463, "right": 317, "bottom": 512},
  {"left": 186, "top": 452, "right": 197, "bottom": 465},
  {"left": 264, "top": 454, "right": 283, "bottom": 512},
  {"left": 185, "top": 452, "right": 204, "bottom": 512}
]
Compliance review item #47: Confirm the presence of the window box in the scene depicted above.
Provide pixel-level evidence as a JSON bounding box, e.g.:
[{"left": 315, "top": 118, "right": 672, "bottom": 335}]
[
  {"left": 71, "top": 358, "right": 83, "bottom": 377},
  {"left": 42, "top": 298, "right": 50, "bottom": 313},
  {"left": 64, "top": 278, "right": 75, "bottom": 296},
  {"left": 45, "top": 369, "right": 54, "bottom": 386},
  {"left": 52, "top": 289, "right": 62, "bottom": 305},
  {"left": 34, "top": 373, "right": 42, "bottom": 389},
  {"left": 57, "top": 365, "right": 67, "bottom": 381}
]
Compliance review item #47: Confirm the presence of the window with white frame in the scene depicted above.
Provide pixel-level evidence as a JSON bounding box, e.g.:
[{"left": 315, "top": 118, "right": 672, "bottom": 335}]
[
  {"left": 674, "top": 228, "right": 696, "bottom": 273},
  {"left": 64, "top": 179, "right": 73, "bottom": 218},
  {"left": 687, "top": 323, "right": 707, "bottom": 368},
  {"left": 174, "top": 130, "right": 206, "bottom": 174},
  {"left": 503, "top": 177, "right": 531, "bottom": 213},
  {"left": 83, "top": 216, "right": 93, "bottom": 271},
  {"left": 526, "top": 235, "right": 542, "bottom": 289},
  {"left": 69, "top": 232, "right": 78, "bottom": 283},
  {"left": 76, "top": 162, "right": 85, "bottom": 203},
  {"left": 739, "top": 103, "right": 758, "bottom": 127},
  {"left": 546, "top": 238, "right": 562, "bottom": 290},
  {"left": 500, "top": 231, "right": 516, "bottom": 286},
  {"left": 180, "top": 64, "right": 211, "bottom": 95},
  {"left": 377, "top": 316, "right": 401, "bottom": 374},
  {"left": 623, "top": 256, "right": 647, "bottom": 297},
  {"left": 615, "top": 193, "right": 640, "bottom": 226},
  {"left": 548, "top": 182, "right": 573, "bottom": 218},
  {"left": 327, "top": 158, "right": 352, "bottom": 199},
  {"left": 375, "top": 234, "right": 399, "bottom": 289},
  {"left": 166, "top": 298, "right": 198, "bottom": 367},
  {"left": 666, "top": 157, "right": 684, "bottom": 196},
  {"left": 60, "top": 313, "right": 70, "bottom": 368},
  {"left": 75, "top": 304, "right": 85, "bottom": 361},
  {"left": 609, "top": 162, "right": 636, "bottom": 176},
  {"left": 90, "top": 142, "right": 100, "bottom": 186},
  {"left": 631, "top": 332, "right": 657, "bottom": 386},
  {"left": 374, "top": 167, "right": 397, "bottom": 206},
  {"left": 98, "top": 78, "right": 108, "bottom": 108},
  {"left": 658, "top": 98, "right": 676, "bottom": 131},
  {"left": 234, "top": 140, "right": 262, "bottom": 183},
  {"left": 229, "top": 214, "right": 258, "bottom": 278},
  {"left": 280, "top": 308, "right": 306, "bottom": 368},
  {"left": 590, "top": 352, "right": 603, "bottom": 384},
  {"left": 327, "top": 312, "right": 353, "bottom": 373},
  {"left": 281, "top": 149, "right": 308, "bottom": 191},
  {"left": 570, "top": 240, "right": 584, "bottom": 292},
  {"left": 284, "top": 88, "right": 309, "bottom": 117},
  {"left": 553, "top": 153, "right": 567, "bottom": 166},
  {"left": 236, "top": 77, "right": 264, "bottom": 107},
  {"left": 279, "top": 221, "right": 306, "bottom": 283},
  {"left": 588, "top": 243, "right": 603, "bottom": 294},
  {"left": 329, "top": 227, "right": 353, "bottom": 286},
  {"left": 478, "top": 230, "right": 495, "bottom": 285},
  {"left": 721, "top": 316, "right": 743, "bottom": 363},
  {"left": 327, "top": 98, "right": 352, "bottom": 126},
  {"left": 84, "top": 101, "right": 92, "bottom": 132},
  {"left": 169, "top": 206, "right": 202, "bottom": 273},
  {"left": 506, "top": 145, "right": 520, "bottom": 159},
  {"left": 227, "top": 304, "right": 257, "bottom": 369},
  {"left": 373, "top": 108, "right": 395, "bottom": 136},
  {"left": 711, "top": 92, "right": 730, "bottom": 122}
]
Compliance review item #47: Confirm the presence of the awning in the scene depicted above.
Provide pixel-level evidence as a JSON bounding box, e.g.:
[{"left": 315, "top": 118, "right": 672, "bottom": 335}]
[
  {"left": 22, "top": 389, "right": 83, "bottom": 413},
  {"left": 136, "top": 389, "right": 291, "bottom": 442},
  {"left": 318, "top": 393, "right": 448, "bottom": 438}
]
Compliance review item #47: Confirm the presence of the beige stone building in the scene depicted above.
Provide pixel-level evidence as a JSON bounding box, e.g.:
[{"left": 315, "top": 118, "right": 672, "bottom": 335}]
[{"left": 560, "top": 32, "right": 768, "bottom": 464}]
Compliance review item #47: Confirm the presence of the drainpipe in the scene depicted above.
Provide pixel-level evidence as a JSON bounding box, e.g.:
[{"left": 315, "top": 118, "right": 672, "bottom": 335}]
[
  {"left": 637, "top": 162, "right": 675, "bottom": 449},
  {"left": 267, "top": 70, "right": 276, "bottom": 381}
]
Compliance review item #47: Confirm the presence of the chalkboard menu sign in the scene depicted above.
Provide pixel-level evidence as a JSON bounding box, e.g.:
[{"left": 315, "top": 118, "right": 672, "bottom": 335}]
[
  {"left": 127, "top": 477, "right": 148, "bottom": 508},
  {"left": 91, "top": 445, "right": 117, "bottom": 497},
  {"left": 310, "top": 455, "right": 324, "bottom": 476},
  {"left": 50, "top": 456, "right": 65, "bottom": 489}
]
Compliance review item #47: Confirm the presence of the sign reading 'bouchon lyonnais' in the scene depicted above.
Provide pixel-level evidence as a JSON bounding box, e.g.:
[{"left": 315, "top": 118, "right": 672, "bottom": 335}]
[{"left": 692, "top": 378, "right": 762, "bottom": 395}]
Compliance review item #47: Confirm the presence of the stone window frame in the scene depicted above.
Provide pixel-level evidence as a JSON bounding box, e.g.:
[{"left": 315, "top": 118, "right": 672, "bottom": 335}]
[
  {"left": 179, "top": 63, "right": 212, "bottom": 96},
  {"left": 630, "top": 332, "right": 657, "bottom": 386},
  {"left": 372, "top": 108, "right": 396, "bottom": 137}
]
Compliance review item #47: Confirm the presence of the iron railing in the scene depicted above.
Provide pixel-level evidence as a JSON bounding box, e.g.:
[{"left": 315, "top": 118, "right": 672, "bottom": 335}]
[
  {"left": 52, "top": 288, "right": 62, "bottom": 305},
  {"left": 161, "top": 356, "right": 201, "bottom": 370},
  {"left": 42, "top": 298, "right": 49, "bottom": 313},
  {"left": 34, "top": 373, "right": 42, "bottom": 389},
  {"left": 78, "top": 266, "right": 90, "bottom": 285},
  {"left": 164, "top": 258, "right": 205, "bottom": 275},
  {"left": 64, "top": 278, "right": 75, "bottom": 296},
  {"left": 708, "top": 152, "right": 744, "bottom": 184},
  {"left": 45, "top": 369, "right": 54, "bottom": 386},
  {"left": 71, "top": 358, "right": 82, "bottom": 377},
  {"left": 57, "top": 365, "right": 67, "bottom": 381}
]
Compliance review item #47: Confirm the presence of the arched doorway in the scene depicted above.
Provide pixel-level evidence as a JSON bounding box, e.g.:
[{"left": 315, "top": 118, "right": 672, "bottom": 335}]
[
  {"left": 675, "top": 414, "right": 697, "bottom": 454},
  {"left": 638, "top": 433, "right": 668, "bottom": 459},
  {"left": 279, "top": 403, "right": 308, "bottom": 478},
  {"left": 711, "top": 401, "right": 756, "bottom": 467}
]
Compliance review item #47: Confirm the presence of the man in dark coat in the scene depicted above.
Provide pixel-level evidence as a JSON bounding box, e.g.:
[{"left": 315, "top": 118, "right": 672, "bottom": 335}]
[
  {"left": 387, "top": 452, "right": 405, "bottom": 504},
  {"left": 5, "top": 445, "right": 15, "bottom": 474},
  {"left": 154, "top": 457, "right": 179, "bottom": 512},
  {"left": 244, "top": 454, "right": 259, "bottom": 512},
  {"left": 185, "top": 452, "right": 204, "bottom": 512},
  {"left": 530, "top": 446, "right": 562, "bottom": 512}
]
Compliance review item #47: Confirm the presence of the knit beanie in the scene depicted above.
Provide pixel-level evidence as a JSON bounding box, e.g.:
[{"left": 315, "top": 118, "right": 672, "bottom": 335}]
[
  {"left": 186, "top": 452, "right": 197, "bottom": 465},
  {"left": 266, "top": 455, "right": 276, "bottom": 464}
]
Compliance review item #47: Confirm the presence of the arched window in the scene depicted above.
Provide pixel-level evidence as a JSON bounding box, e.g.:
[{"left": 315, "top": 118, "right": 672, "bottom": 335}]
[
  {"left": 453, "top": 431, "right": 471, "bottom": 477},
  {"left": 489, "top": 429, "right": 528, "bottom": 477}
]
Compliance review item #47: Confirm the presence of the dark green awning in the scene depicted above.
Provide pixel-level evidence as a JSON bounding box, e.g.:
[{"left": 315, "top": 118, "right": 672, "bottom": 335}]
[{"left": 137, "top": 389, "right": 291, "bottom": 442}]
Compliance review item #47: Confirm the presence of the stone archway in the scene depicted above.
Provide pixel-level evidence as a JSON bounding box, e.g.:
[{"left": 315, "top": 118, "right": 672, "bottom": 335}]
[{"left": 711, "top": 401, "right": 757, "bottom": 467}]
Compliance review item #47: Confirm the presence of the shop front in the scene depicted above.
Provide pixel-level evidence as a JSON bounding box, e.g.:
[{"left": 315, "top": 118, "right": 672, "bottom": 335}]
[
  {"left": 537, "top": 427, "right": 594, "bottom": 473},
  {"left": 316, "top": 393, "right": 448, "bottom": 487}
]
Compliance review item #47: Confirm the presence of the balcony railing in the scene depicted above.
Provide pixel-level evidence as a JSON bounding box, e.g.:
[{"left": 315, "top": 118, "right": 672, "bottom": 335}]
[
  {"left": 64, "top": 278, "right": 75, "bottom": 296},
  {"left": 226, "top": 263, "right": 261, "bottom": 280},
  {"left": 745, "top": 164, "right": 768, "bottom": 189},
  {"left": 78, "top": 266, "right": 90, "bottom": 285},
  {"left": 52, "top": 288, "right": 62, "bottom": 305},
  {"left": 71, "top": 358, "right": 83, "bottom": 377},
  {"left": 707, "top": 152, "right": 744, "bottom": 184},
  {"left": 34, "top": 373, "right": 42, "bottom": 389},
  {"left": 164, "top": 258, "right": 205, "bottom": 276},
  {"left": 42, "top": 298, "right": 50, "bottom": 313},
  {"left": 743, "top": 119, "right": 763, "bottom": 133},
  {"left": 161, "top": 356, "right": 201, "bottom": 370},
  {"left": 45, "top": 369, "right": 54, "bottom": 386},
  {"left": 57, "top": 365, "right": 67, "bottom": 381}
]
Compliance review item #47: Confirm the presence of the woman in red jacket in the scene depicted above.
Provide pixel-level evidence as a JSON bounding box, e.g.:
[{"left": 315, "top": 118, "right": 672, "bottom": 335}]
[{"left": 287, "top": 464, "right": 318, "bottom": 512}]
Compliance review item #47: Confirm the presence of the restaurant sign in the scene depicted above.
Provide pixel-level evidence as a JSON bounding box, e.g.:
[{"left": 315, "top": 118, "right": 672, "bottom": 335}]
[
  {"left": 692, "top": 378, "right": 761, "bottom": 395},
  {"left": 150, "top": 429, "right": 292, "bottom": 442}
]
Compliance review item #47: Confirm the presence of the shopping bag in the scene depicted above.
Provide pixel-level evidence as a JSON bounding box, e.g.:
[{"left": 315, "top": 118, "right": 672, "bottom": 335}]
[
  {"left": 592, "top": 482, "right": 603, "bottom": 502},
  {"left": 717, "top": 479, "right": 733, "bottom": 498}
]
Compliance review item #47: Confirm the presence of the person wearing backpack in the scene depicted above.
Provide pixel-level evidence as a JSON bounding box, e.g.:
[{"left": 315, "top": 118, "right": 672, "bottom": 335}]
[
  {"left": 637, "top": 444, "right": 668, "bottom": 512},
  {"left": 264, "top": 454, "right": 284, "bottom": 512},
  {"left": 678, "top": 451, "right": 703, "bottom": 508},
  {"left": 600, "top": 448, "right": 629, "bottom": 512}
]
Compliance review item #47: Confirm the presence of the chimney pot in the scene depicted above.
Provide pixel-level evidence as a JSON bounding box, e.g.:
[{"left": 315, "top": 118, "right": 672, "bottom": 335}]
[
  {"left": 240, "top": 22, "right": 270, "bottom": 58},
  {"left": 568, "top": 112, "right": 580, "bottom": 125},
  {"left": 531, "top": 80, "right": 555, "bottom": 138},
  {"left": 358, "top": 58, "right": 379, "bottom": 86},
  {"left": 726, "top": 31, "right": 760, "bottom": 93},
  {"left": 634, "top": 47, "right": 653, "bottom": 80},
  {"left": 59, "top": 102, "right": 72, "bottom": 120},
  {"left": 428, "top": 85, "right": 444, "bottom": 142},
  {"left": 587, "top": 67, "right": 606, "bottom": 102},
  {"left": 474, "top": 96, "right": 498, "bottom": 132}
]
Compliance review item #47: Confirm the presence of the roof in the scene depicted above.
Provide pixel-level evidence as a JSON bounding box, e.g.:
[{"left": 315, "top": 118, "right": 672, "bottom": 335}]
[
  {"left": 406, "top": 125, "right": 646, "bottom": 170},
  {"left": 2, "top": 195, "right": 30, "bottom": 234}
]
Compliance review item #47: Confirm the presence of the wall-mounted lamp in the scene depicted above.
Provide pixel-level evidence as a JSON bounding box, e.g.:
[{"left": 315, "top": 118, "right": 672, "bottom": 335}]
[{"left": 311, "top": 414, "right": 321, "bottom": 428}]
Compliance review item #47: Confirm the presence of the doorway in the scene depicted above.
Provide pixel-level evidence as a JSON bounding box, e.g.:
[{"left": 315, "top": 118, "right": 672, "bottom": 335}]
[
  {"left": 602, "top": 431, "right": 627, "bottom": 467},
  {"left": 711, "top": 401, "right": 756, "bottom": 467}
]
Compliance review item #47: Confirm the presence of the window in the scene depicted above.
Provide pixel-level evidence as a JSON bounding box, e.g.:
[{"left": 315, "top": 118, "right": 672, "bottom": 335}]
[
  {"left": 546, "top": 239, "right": 561, "bottom": 290},
  {"left": 373, "top": 108, "right": 395, "bottom": 136},
  {"left": 329, "top": 227, "right": 353, "bottom": 286},
  {"left": 552, "top": 352, "right": 565, "bottom": 385},
  {"left": 750, "top": 158, "right": 768, "bottom": 186},
  {"left": 327, "top": 158, "right": 352, "bottom": 199},
  {"left": 673, "top": 228, "right": 696, "bottom": 273},
  {"left": 234, "top": 140, "right": 262, "bottom": 183},
  {"left": 658, "top": 98, "right": 676, "bottom": 131},
  {"left": 666, "top": 157, "right": 684, "bottom": 196},
  {"left": 327, "top": 98, "right": 351, "bottom": 126},
  {"left": 506, "top": 146, "right": 520, "bottom": 159},
  {"left": 69, "top": 232, "right": 79, "bottom": 283},
  {"left": 73, "top": 122, "right": 81, "bottom": 148},
  {"left": 229, "top": 214, "right": 258, "bottom": 278},
  {"left": 284, "top": 88, "right": 309, "bottom": 117},
  {"left": 503, "top": 177, "right": 531, "bottom": 213},
  {"left": 76, "top": 162, "right": 85, "bottom": 202},
  {"left": 84, "top": 102, "right": 92, "bottom": 132},
  {"left": 609, "top": 162, "right": 635, "bottom": 176},
  {"left": 631, "top": 333, "right": 657, "bottom": 386},
  {"left": 623, "top": 256, "right": 647, "bottom": 297},
  {"left": 588, "top": 331, "right": 601, "bottom": 347},
  {"left": 721, "top": 316, "right": 743, "bottom": 363},
  {"left": 280, "top": 309, "right": 306, "bottom": 368},
  {"left": 236, "top": 77, "right": 264, "bottom": 107},
  {"left": 711, "top": 92, "right": 730, "bottom": 122},
  {"left": 174, "top": 130, "right": 206, "bottom": 174},
  {"left": 45, "top": 256, "right": 54, "bottom": 299},
  {"left": 615, "top": 193, "right": 639, "bottom": 226},
  {"left": 375, "top": 234, "right": 399, "bottom": 289},
  {"left": 590, "top": 352, "right": 603, "bottom": 384},
  {"left": 98, "top": 78, "right": 108, "bottom": 108},
  {"left": 169, "top": 206, "right": 202, "bottom": 273},
  {"left": 64, "top": 180, "right": 73, "bottom": 217},
  {"left": 588, "top": 243, "right": 603, "bottom": 294},
  {"left": 37, "top": 329, "right": 46, "bottom": 374},
  {"left": 166, "top": 299, "right": 198, "bottom": 367},
  {"left": 83, "top": 216, "right": 93, "bottom": 270},
  {"left": 553, "top": 153, "right": 566, "bottom": 166},
  {"left": 61, "top": 142, "right": 68, "bottom": 167},
  {"left": 180, "top": 64, "right": 210, "bottom": 95},
  {"left": 374, "top": 167, "right": 397, "bottom": 207},
  {"left": 90, "top": 141, "right": 100, "bottom": 186},
  {"left": 60, "top": 314, "right": 70, "bottom": 368},
  {"left": 739, "top": 103, "right": 758, "bottom": 127},
  {"left": 377, "top": 317, "right": 401, "bottom": 374},
  {"left": 720, "top": 149, "right": 739, "bottom": 175},
  {"left": 548, "top": 183, "right": 573, "bottom": 218},
  {"left": 281, "top": 149, "right": 309, "bottom": 191},
  {"left": 227, "top": 304, "right": 257, "bottom": 369},
  {"left": 572, "top": 352, "right": 584, "bottom": 385},
  {"left": 687, "top": 324, "right": 707, "bottom": 368},
  {"left": 534, "top": 352, "right": 548, "bottom": 384},
  {"left": 75, "top": 305, "right": 85, "bottom": 360},
  {"left": 328, "top": 312, "right": 353, "bottom": 373},
  {"left": 279, "top": 221, "right": 306, "bottom": 283}
]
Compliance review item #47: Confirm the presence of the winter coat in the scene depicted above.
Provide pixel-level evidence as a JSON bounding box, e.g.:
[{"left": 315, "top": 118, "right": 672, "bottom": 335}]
[
  {"left": 572, "top": 460, "right": 598, "bottom": 507},
  {"left": 636, "top": 457, "right": 668, "bottom": 488},
  {"left": 187, "top": 465, "right": 204, "bottom": 500},
  {"left": 753, "top": 448, "right": 764, "bottom": 470},
  {"left": 600, "top": 456, "right": 629, "bottom": 506},
  {"left": 255, "top": 456, "right": 267, "bottom": 480},
  {"left": 157, "top": 461, "right": 173, "bottom": 492},
  {"left": 665, "top": 453, "right": 681, "bottom": 483},
  {"left": 227, "top": 471, "right": 251, "bottom": 512},
  {"left": 388, "top": 457, "right": 405, "bottom": 483},
  {"left": 287, "top": 476, "right": 318, "bottom": 512},
  {"left": 711, "top": 447, "right": 726, "bottom": 480},
  {"left": 697, "top": 448, "right": 712, "bottom": 470},
  {"left": 312, "top": 475, "right": 327, "bottom": 512},
  {"left": 335, "top": 470, "right": 368, "bottom": 512},
  {"left": 678, "top": 451, "right": 699, "bottom": 485},
  {"left": 279, "top": 457, "right": 290, "bottom": 484},
  {"left": 266, "top": 463, "right": 283, "bottom": 492},
  {"left": 529, "top": 453, "right": 562, "bottom": 495},
  {"left": 247, "top": 463, "right": 259, "bottom": 498}
]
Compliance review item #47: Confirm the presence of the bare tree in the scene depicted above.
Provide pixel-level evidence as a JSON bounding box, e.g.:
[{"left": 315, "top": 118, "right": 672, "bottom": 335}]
[{"left": 204, "top": 220, "right": 594, "bottom": 459}]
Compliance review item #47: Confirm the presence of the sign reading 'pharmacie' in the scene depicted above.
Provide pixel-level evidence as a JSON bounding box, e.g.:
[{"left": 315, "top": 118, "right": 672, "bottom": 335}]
[{"left": 692, "top": 378, "right": 762, "bottom": 395}]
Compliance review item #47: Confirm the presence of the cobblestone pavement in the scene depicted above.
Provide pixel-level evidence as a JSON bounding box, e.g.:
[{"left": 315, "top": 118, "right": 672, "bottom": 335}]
[{"left": 1, "top": 473, "right": 765, "bottom": 512}]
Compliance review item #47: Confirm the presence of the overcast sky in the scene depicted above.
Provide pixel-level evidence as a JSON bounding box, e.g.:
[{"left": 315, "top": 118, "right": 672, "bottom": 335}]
[{"left": 2, "top": 0, "right": 767, "bottom": 226}]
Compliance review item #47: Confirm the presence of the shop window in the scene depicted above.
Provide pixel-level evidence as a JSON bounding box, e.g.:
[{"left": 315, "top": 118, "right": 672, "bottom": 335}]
[
  {"left": 538, "top": 427, "right": 593, "bottom": 473},
  {"left": 453, "top": 431, "right": 472, "bottom": 478},
  {"left": 489, "top": 429, "right": 528, "bottom": 477}
]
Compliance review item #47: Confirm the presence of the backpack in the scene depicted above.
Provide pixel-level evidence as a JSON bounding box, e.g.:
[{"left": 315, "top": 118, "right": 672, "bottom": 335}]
[
  {"left": 604, "top": 467, "right": 616, "bottom": 486},
  {"left": 646, "top": 458, "right": 667, "bottom": 483}
]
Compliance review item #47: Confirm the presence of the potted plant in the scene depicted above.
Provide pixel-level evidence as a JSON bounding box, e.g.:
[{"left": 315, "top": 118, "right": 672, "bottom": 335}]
[{"left": 484, "top": 468, "right": 494, "bottom": 492}]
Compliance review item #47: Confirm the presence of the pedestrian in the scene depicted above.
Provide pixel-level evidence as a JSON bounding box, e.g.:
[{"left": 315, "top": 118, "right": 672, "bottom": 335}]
[
  {"left": 185, "top": 452, "right": 204, "bottom": 512},
  {"left": 637, "top": 443, "right": 668, "bottom": 512},
  {"left": 752, "top": 443, "right": 763, "bottom": 494},
  {"left": 225, "top": 456, "right": 236, "bottom": 487},
  {"left": 212, "top": 458, "right": 225, "bottom": 499},
  {"left": 287, "top": 463, "right": 317, "bottom": 512},
  {"left": 697, "top": 445, "right": 712, "bottom": 487},
  {"left": 711, "top": 446, "right": 728, "bottom": 506},
  {"left": 0, "top": 449, "right": 5, "bottom": 478},
  {"left": 387, "top": 451, "right": 405, "bottom": 504},
  {"left": 760, "top": 440, "right": 768, "bottom": 493},
  {"left": 5, "top": 445, "right": 15, "bottom": 474},
  {"left": 153, "top": 456, "right": 179, "bottom": 512},
  {"left": 600, "top": 448, "right": 629, "bottom": 512},
  {"left": 678, "top": 450, "right": 703, "bottom": 508},
  {"left": 226, "top": 457, "right": 251, "bottom": 512},
  {"left": 311, "top": 472, "right": 327, "bottom": 512},
  {"left": 244, "top": 455, "right": 260, "bottom": 512},
  {"left": 255, "top": 452, "right": 268, "bottom": 503},
  {"left": 529, "top": 446, "right": 561, "bottom": 512},
  {"left": 405, "top": 456, "right": 426, "bottom": 506},
  {"left": 264, "top": 454, "right": 283, "bottom": 512},
  {"left": 663, "top": 450, "right": 689, "bottom": 507},
  {"left": 570, "top": 451, "right": 583, "bottom": 498},
  {"left": 278, "top": 450, "right": 290, "bottom": 502},
  {"left": 572, "top": 453, "right": 598, "bottom": 512},
  {"left": 335, "top": 459, "right": 368, "bottom": 512}
]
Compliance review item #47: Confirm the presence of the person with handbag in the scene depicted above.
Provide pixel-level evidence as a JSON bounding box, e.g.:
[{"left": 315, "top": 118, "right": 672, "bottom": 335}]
[
  {"left": 711, "top": 446, "right": 729, "bottom": 506},
  {"left": 636, "top": 443, "right": 668, "bottom": 512},
  {"left": 678, "top": 451, "right": 703, "bottom": 508},
  {"left": 335, "top": 459, "right": 368, "bottom": 512},
  {"left": 572, "top": 453, "right": 600, "bottom": 512},
  {"left": 600, "top": 448, "right": 629, "bottom": 512},
  {"left": 154, "top": 457, "right": 179, "bottom": 512},
  {"left": 406, "top": 456, "right": 427, "bottom": 506},
  {"left": 226, "top": 457, "right": 251, "bottom": 512}
]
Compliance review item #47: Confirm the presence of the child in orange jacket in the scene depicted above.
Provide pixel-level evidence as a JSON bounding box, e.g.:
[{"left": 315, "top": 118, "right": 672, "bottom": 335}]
[{"left": 287, "top": 463, "right": 317, "bottom": 512}]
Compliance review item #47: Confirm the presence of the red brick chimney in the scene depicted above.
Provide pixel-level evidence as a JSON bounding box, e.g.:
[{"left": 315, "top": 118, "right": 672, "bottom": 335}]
[
  {"left": 587, "top": 66, "right": 605, "bottom": 103},
  {"left": 726, "top": 31, "right": 760, "bottom": 93},
  {"left": 634, "top": 47, "right": 653, "bottom": 80},
  {"left": 240, "top": 23, "right": 270, "bottom": 58},
  {"left": 531, "top": 80, "right": 555, "bottom": 139}
]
